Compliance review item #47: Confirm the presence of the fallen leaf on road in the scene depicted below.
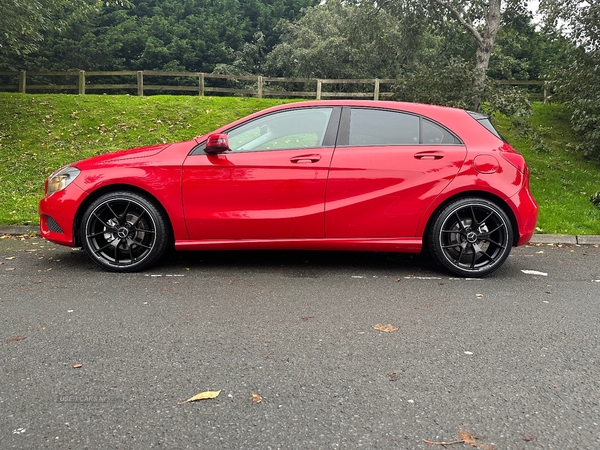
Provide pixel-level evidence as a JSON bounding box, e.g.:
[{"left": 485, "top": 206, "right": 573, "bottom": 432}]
[
  {"left": 5, "top": 256, "right": 16, "bottom": 260},
  {"left": 251, "top": 393, "right": 262, "bottom": 404},
  {"left": 178, "top": 390, "right": 221, "bottom": 404},
  {"left": 458, "top": 430, "right": 496, "bottom": 450},
  {"left": 388, "top": 371, "right": 399, "bottom": 381},
  {"left": 424, "top": 430, "right": 495, "bottom": 449},
  {"left": 373, "top": 323, "right": 398, "bottom": 333},
  {"left": 73, "top": 364, "right": 83, "bottom": 369},
  {"left": 6, "top": 336, "right": 27, "bottom": 343}
]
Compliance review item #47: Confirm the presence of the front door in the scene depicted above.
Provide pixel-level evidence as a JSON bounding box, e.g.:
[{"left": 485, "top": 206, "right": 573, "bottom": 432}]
[{"left": 182, "top": 107, "right": 340, "bottom": 240}]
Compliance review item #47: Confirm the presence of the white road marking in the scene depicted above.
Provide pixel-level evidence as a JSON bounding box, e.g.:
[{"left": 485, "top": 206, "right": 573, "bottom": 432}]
[{"left": 522, "top": 270, "right": 548, "bottom": 276}]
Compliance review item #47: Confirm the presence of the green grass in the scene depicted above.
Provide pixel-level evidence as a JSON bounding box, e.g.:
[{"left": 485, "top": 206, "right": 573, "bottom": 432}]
[
  {"left": 493, "top": 103, "right": 600, "bottom": 234},
  {"left": 0, "top": 93, "right": 291, "bottom": 224},
  {"left": 1, "top": 93, "right": 599, "bottom": 234}
]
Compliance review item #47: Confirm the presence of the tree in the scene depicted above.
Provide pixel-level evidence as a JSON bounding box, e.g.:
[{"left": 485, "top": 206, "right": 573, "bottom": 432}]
[
  {"left": 0, "top": 0, "right": 130, "bottom": 57},
  {"left": 3, "top": 0, "right": 318, "bottom": 73},
  {"left": 265, "top": 0, "right": 430, "bottom": 79},
  {"left": 539, "top": 0, "right": 600, "bottom": 158},
  {"left": 427, "top": 0, "right": 503, "bottom": 110}
]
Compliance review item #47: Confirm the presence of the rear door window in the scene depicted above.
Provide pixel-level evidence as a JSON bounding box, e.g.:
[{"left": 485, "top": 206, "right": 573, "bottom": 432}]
[
  {"left": 346, "top": 108, "right": 461, "bottom": 146},
  {"left": 349, "top": 109, "right": 419, "bottom": 145}
]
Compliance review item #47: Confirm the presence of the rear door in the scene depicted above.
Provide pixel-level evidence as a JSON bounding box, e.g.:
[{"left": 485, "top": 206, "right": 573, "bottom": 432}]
[{"left": 325, "top": 107, "right": 467, "bottom": 238}]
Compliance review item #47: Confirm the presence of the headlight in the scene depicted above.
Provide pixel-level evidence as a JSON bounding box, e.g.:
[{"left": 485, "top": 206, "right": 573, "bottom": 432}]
[{"left": 45, "top": 166, "right": 81, "bottom": 195}]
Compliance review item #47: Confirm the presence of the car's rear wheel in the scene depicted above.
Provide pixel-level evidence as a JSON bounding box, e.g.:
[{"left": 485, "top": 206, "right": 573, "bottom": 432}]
[
  {"left": 80, "top": 191, "right": 169, "bottom": 272},
  {"left": 427, "top": 198, "right": 513, "bottom": 277}
]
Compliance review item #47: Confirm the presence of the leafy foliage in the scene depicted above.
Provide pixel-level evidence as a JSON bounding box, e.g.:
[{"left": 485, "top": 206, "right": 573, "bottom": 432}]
[
  {"left": 488, "top": 4, "right": 571, "bottom": 82},
  {"left": 1, "top": 0, "right": 317, "bottom": 72},
  {"left": 540, "top": 1, "right": 600, "bottom": 159},
  {"left": 0, "top": 0, "right": 130, "bottom": 58},
  {"left": 392, "top": 58, "right": 475, "bottom": 109},
  {"left": 264, "top": 0, "right": 415, "bottom": 79}
]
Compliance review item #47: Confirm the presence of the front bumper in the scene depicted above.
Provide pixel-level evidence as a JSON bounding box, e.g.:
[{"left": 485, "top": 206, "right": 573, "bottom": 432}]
[{"left": 38, "top": 183, "right": 88, "bottom": 247}]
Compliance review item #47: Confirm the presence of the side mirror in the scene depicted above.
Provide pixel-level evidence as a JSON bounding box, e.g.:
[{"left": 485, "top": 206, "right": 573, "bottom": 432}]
[{"left": 205, "top": 133, "right": 229, "bottom": 154}]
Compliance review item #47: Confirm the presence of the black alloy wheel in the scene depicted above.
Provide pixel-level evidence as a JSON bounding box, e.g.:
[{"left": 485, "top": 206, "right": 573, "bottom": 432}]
[
  {"left": 80, "top": 191, "right": 169, "bottom": 272},
  {"left": 427, "top": 198, "right": 513, "bottom": 277}
]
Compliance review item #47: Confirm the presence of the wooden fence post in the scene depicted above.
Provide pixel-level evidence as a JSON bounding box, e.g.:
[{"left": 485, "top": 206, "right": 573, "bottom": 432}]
[
  {"left": 316, "top": 80, "right": 322, "bottom": 100},
  {"left": 78, "top": 70, "right": 86, "bottom": 95},
  {"left": 18, "top": 70, "right": 26, "bottom": 93},
  {"left": 199, "top": 73, "right": 205, "bottom": 96},
  {"left": 257, "top": 76, "right": 263, "bottom": 99},
  {"left": 543, "top": 81, "right": 548, "bottom": 104},
  {"left": 137, "top": 71, "right": 144, "bottom": 96},
  {"left": 374, "top": 78, "right": 380, "bottom": 101}
]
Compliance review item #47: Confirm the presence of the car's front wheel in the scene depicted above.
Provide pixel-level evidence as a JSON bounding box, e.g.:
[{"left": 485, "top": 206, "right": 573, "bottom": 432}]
[
  {"left": 80, "top": 191, "right": 169, "bottom": 272},
  {"left": 427, "top": 198, "right": 513, "bottom": 277}
]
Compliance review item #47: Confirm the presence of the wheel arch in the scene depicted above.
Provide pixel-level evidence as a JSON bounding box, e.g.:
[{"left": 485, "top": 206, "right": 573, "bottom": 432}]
[
  {"left": 72, "top": 184, "right": 174, "bottom": 247},
  {"left": 423, "top": 191, "right": 520, "bottom": 247}
]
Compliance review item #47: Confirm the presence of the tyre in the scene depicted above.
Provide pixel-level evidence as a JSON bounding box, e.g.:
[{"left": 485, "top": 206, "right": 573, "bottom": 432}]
[
  {"left": 80, "top": 191, "right": 169, "bottom": 272},
  {"left": 427, "top": 198, "right": 513, "bottom": 277}
]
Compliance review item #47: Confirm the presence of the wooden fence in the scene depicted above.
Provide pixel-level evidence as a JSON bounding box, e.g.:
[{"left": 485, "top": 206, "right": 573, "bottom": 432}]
[{"left": 0, "top": 70, "right": 549, "bottom": 101}]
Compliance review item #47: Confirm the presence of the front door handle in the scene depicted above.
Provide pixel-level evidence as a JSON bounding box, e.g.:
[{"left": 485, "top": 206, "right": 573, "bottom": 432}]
[
  {"left": 414, "top": 151, "right": 444, "bottom": 160},
  {"left": 291, "top": 154, "right": 321, "bottom": 164}
]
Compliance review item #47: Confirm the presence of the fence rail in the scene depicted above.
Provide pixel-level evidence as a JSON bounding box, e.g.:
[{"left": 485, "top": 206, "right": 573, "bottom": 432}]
[{"left": 0, "top": 70, "right": 549, "bottom": 101}]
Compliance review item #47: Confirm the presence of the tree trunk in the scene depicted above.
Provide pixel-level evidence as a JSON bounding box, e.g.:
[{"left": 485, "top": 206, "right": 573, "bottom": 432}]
[
  {"left": 472, "top": 0, "right": 502, "bottom": 111},
  {"left": 432, "top": 0, "right": 503, "bottom": 111}
]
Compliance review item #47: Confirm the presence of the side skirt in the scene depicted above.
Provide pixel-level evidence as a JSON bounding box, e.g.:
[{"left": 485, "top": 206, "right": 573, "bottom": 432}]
[{"left": 174, "top": 238, "right": 422, "bottom": 253}]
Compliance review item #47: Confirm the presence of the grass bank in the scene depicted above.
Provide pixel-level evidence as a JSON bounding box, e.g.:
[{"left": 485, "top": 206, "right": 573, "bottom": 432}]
[
  {"left": 1, "top": 93, "right": 599, "bottom": 234},
  {"left": 495, "top": 103, "right": 600, "bottom": 234},
  {"left": 0, "top": 94, "right": 290, "bottom": 225}
]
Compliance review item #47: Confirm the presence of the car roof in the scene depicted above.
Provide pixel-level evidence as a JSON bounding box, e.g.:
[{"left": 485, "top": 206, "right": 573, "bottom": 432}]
[{"left": 206, "top": 100, "right": 500, "bottom": 147}]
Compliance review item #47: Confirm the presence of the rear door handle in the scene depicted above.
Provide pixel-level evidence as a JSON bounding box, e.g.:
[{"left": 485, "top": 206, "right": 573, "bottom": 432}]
[
  {"left": 291, "top": 154, "right": 321, "bottom": 164},
  {"left": 414, "top": 151, "right": 444, "bottom": 160}
]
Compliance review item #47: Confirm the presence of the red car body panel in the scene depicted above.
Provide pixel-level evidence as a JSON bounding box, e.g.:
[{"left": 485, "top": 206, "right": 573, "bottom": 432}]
[
  {"left": 181, "top": 147, "right": 334, "bottom": 240},
  {"left": 325, "top": 144, "right": 467, "bottom": 238},
  {"left": 39, "top": 182, "right": 88, "bottom": 246},
  {"left": 39, "top": 100, "right": 538, "bottom": 267},
  {"left": 40, "top": 141, "right": 195, "bottom": 245}
]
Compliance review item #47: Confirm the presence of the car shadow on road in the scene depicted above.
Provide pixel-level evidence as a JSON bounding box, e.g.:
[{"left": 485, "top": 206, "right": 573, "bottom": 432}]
[
  {"left": 35, "top": 241, "right": 527, "bottom": 278},
  {"left": 159, "top": 249, "right": 440, "bottom": 277}
]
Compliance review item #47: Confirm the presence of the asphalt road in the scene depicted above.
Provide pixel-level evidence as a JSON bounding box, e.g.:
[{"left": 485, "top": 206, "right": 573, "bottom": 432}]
[{"left": 1, "top": 236, "right": 599, "bottom": 449}]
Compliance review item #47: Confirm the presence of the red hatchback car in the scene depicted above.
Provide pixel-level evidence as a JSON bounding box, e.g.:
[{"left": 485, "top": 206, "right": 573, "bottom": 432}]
[{"left": 39, "top": 100, "right": 537, "bottom": 277}]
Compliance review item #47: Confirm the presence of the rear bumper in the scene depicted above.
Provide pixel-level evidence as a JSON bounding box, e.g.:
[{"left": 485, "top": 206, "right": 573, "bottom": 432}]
[{"left": 510, "top": 185, "right": 538, "bottom": 246}]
